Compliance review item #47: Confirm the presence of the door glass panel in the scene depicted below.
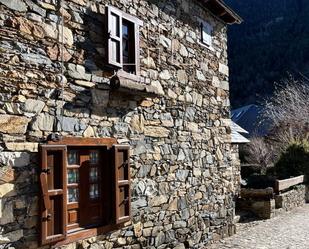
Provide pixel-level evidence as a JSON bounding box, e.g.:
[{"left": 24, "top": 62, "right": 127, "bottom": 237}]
[
  {"left": 68, "top": 169, "right": 79, "bottom": 184},
  {"left": 89, "top": 184, "right": 99, "bottom": 200},
  {"left": 68, "top": 151, "right": 78, "bottom": 165},
  {"left": 68, "top": 188, "right": 79, "bottom": 203},
  {"left": 89, "top": 167, "right": 98, "bottom": 182},
  {"left": 89, "top": 151, "right": 99, "bottom": 164}
]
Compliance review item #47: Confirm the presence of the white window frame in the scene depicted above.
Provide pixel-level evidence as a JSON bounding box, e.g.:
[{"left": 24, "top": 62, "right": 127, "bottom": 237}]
[
  {"left": 106, "top": 6, "right": 143, "bottom": 77},
  {"left": 201, "top": 20, "right": 213, "bottom": 47}
]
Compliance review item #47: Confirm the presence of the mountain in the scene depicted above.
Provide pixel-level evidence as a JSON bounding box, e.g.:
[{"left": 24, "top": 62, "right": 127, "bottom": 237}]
[{"left": 225, "top": 0, "right": 309, "bottom": 108}]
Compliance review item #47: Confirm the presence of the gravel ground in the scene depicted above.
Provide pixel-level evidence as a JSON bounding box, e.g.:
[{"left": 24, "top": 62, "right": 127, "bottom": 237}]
[{"left": 207, "top": 204, "right": 309, "bottom": 249}]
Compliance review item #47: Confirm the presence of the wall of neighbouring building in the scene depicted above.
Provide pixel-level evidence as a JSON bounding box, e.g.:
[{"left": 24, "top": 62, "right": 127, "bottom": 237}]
[
  {"left": 0, "top": 0, "right": 238, "bottom": 248},
  {"left": 275, "top": 185, "right": 306, "bottom": 212},
  {"left": 238, "top": 184, "right": 308, "bottom": 219},
  {"left": 231, "top": 144, "right": 241, "bottom": 197}
]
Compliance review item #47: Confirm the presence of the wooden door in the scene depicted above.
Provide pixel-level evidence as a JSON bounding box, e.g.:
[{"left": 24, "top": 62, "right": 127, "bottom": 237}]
[
  {"left": 79, "top": 149, "right": 104, "bottom": 227},
  {"left": 66, "top": 147, "right": 108, "bottom": 231},
  {"left": 40, "top": 145, "right": 67, "bottom": 245}
]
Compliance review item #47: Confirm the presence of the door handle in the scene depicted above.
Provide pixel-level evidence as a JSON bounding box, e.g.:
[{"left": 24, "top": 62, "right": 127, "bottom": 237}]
[{"left": 40, "top": 172, "right": 51, "bottom": 210}]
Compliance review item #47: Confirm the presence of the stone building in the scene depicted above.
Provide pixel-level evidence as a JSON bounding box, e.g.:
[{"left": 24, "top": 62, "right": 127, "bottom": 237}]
[{"left": 0, "top": 0, "right": 241, "bottom": 248}]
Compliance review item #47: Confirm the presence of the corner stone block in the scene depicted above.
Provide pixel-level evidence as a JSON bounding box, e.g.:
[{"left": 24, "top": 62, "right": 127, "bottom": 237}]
[
  {"left": 219, "top": 63, "right": 229, "bottom": 76},
  {"left": 212, "top": 76, "right": 220, "bottom": 88},
  {"left": 0, "top": 115, "right": 30, "bottom": 134},
  {"left": 220, "top": 81, "right": 229, "bottom": 91}
]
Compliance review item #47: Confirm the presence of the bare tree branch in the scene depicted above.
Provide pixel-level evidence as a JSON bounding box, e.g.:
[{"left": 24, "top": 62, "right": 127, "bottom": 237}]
[
  {"left": 244, "top": 137, "right": 274, "bottom": 174},
  {"left": 262, "top": 75, "right": 309, "bottom": 148}
]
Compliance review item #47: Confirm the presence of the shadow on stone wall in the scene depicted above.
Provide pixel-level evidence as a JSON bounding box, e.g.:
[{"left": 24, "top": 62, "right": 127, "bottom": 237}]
[{"left": 0, "top": 157, "right": 39, "bottom": 248}]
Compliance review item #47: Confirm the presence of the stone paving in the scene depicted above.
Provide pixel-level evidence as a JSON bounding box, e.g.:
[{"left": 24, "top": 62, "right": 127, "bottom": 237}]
[{"left": 207, "top": 204, "right": 309, "bottom": 249}]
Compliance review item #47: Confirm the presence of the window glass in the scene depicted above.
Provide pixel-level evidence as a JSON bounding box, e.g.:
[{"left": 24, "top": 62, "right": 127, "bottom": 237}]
[
  {"left": 122, "top": 20, "right": 136, "bottom": 73},
  {"left": 111, "top": 40, "right": 121, "bottom": 63},
  {"left": 201, "top": 21, "right": 212, "bottom": 46},
  {"left": 68, "top": 188, "right": 79, "bottom": 203},
  {"left": 90, "top": 167, "right": 98, "bottom": 182},
  {"left": 68, "top": 151, "right": 78, "bottom": 165},
  {"left": 123, "top": 23, "right": 129, "bottom": 63},
  {"left": 68, "top": 169, "right": 79, "bottom": 184},
  {"left": 90, "top": 151, "right": 99, "bottom": 164},
  {"left": 89, "top": 184, "right": 99, "bottom": 199}
]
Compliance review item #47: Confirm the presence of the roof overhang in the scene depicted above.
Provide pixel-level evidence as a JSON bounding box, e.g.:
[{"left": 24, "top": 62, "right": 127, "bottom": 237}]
[
  {"left": 231, "top": 130, "right": 250, "bottom": 144},
  {"left": 200, "top": 0, "right": 243, "bottom": 24},
  {"left": 231, "top": 121, "right": 250, "bottom": 144}
]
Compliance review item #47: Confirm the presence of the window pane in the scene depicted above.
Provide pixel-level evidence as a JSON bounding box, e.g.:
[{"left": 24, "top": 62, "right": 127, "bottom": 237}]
[
  {"left": 111, "top": 39, "right": 120, "bottom": 63},
  {"left": 68, "top": 151, "right": 78, "bottom": 165},
  {"left": 68, "top": 188, "right": 79, "bottom": 203},
  {"left": 110, "top": 13, "right": 120, "bottom": 37},
  {"left": 201, "top": 21, "right": 212, "bottom": 46},
  {"left": 123, "top": 23, "right": 129, "bottom": 63},
  {"left": 123, "top": 24, "right": 128, "bottom": 37},
  {"left": 68, "top": 169, "right": 79, "bottom": 184},
  {"left": 89, "top": 151, "right": 99, "bottom": 164},
  {"left": 89, "top": 167, "right": 98, "bottom": 182},
  {"left": 89, "top": 184, "right": 99, "bottom": 200},
  {"left": 122, "top": 20, "right": 135, "bottom": 73}
]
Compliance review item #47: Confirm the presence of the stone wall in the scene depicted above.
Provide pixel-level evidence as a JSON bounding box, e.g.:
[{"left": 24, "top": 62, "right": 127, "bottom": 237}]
[
  {"left": 275, "top": 185, "right": 306, "bottom": 212},
  {"left": 0, "top": 0, "right": 237, "bottom": 248}
]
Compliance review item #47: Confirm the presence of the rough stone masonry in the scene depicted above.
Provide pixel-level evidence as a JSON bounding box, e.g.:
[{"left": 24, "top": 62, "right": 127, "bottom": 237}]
[{"left": 0, "top": 0, "right": 241, "bottom": 248}]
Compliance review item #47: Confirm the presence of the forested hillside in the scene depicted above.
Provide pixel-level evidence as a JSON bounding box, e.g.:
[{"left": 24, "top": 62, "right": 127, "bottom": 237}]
[{"left": 226, "top": 0, "right": 309, "bottom": 107}]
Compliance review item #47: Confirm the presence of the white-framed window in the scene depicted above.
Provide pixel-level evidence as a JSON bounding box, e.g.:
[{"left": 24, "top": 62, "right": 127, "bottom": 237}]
[
  {"left": 200, "top": 20, "right": 213, "bottom": 47},
  {"left": 106, "top": 6, "right": 143, "bottom": 75}
]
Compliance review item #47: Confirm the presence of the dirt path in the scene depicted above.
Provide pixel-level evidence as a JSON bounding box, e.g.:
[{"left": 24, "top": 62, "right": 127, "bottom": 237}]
[{"left": 207, "top": 204, "right": 309, "bottom": 249}]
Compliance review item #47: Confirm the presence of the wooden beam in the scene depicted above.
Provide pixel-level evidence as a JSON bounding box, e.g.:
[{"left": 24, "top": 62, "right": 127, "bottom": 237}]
[
  {"left": 48, "top": 137, "right": 117, "bottom": 148},
  {"left": 275, "top": 175, "right": 305, "bottom": 193},
  {"left": 241, "top": 188, "right": 274, "bottom": 199}
]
